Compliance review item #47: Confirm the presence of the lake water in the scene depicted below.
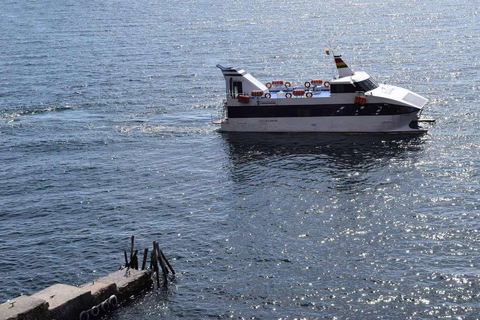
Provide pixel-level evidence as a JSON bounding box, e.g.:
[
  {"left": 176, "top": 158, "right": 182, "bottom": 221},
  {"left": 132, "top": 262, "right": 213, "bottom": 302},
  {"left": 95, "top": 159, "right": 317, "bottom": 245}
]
[{"left": 1, "top": 0, "right": 480, "bottom": 318}]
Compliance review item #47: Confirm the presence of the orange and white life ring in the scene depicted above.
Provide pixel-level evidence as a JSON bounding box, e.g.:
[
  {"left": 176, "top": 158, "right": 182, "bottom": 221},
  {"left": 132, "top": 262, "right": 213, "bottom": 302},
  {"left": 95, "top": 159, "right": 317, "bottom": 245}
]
[
  {"left": 266, "top": 82, "right": 272, "bottom": 89},
  {"left": 285, "top": 92, "right": 292, "bottom": 98},
  {"left": 265, "top": 93, "right": 271, "bottom": 99},
  {"left": 304, "top": 81, "right": 311, "bottom": 88},
  {"left": 306, "top": 92, "right": 313, "bottom": 98},
  {"left": 285, "top": 82, "right": 291, "bottom": 88},
  {"left": 293, "top": 89, "right": 305, "bottom": 96},
  {"left": 324, "top": 81, "right": 330, "bottom": 88}
]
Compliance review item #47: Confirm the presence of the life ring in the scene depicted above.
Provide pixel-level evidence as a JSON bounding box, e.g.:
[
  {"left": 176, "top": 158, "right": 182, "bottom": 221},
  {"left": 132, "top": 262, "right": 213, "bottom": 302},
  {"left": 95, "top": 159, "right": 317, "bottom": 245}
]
[
  {"left": 285, "top": 93, "right": 292, "bottom": 98},
  {"left": 108, "top": 295, "right": 118, "bottom": 308},
  {"left": 304, "top": 81, "right": 311, "bottom": 88},
  {"left": 265, "top": 93, "right": 271, "bottom": 99},
  {"left": 306, "top": 92, "right": 313, "bottom": 98},
  {"left": 266, "top": 82, "right": 272, "bottom": 89},
  {"left": 324, "top": 81, "right": 330, "bottom": 88},
  {"left": 90, "top": 305, "right": 100, "bottom": 317},
  {"left": 79, "top": 310, "right": 89, "bottom": 320},
  {"left": 285, "top": 82, "right": 291, "bottom": 88}
]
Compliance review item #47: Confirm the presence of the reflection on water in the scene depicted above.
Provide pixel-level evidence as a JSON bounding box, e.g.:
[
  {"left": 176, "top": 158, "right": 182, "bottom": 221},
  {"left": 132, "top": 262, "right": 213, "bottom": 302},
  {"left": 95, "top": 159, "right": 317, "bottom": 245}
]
[
  {"left": 221, "top": 132, "right": 428, "bottom": 201},
  {"left": 222, "top": 132, "right": 427, "bottom": 169}
]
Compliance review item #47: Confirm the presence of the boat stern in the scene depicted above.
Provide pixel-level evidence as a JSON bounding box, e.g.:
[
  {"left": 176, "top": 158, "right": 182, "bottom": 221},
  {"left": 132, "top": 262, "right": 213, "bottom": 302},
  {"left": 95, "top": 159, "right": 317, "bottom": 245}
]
[{"left": 216, "top": 64, "right": 268, "bottom": 98}]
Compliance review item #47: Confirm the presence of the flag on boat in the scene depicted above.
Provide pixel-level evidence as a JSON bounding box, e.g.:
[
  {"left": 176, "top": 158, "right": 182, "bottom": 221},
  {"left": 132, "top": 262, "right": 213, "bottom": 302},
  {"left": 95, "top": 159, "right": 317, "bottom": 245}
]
[
  {"left": 334, "top": 55, "right": 348, "bottom": 69},
  {"left": 325, "top": 46, "right": 330, "bottom": 55},
  {"left": 333, "top": 55, "right": 354, "bottom": 78}
]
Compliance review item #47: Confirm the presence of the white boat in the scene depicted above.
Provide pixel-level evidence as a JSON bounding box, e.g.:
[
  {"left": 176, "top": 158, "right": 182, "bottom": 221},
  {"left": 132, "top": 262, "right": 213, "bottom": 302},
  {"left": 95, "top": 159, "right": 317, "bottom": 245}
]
[{"left": 214, "top": 53, "right": 429, "bottom": 133}]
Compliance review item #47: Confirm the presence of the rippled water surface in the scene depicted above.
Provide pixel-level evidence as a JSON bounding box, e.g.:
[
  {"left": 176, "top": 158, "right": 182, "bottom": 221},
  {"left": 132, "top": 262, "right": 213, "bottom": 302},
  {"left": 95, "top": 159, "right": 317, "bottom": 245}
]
[{"left": 1, "top": 0, "right": 480, "bottom": 318}]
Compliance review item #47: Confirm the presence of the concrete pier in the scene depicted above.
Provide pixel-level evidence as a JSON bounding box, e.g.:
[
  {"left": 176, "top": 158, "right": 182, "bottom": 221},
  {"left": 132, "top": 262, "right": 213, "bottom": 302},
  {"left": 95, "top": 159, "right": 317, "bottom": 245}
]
[
  {"left": 0, "top": 295, "right": 49, "bottom": 320},
  {"left": 95, "top": 269, "right": 152, "bottom": 301},
  {"left": 80, "top": 281, "right": 117, "bottom": 306},
  {"left": 0, "top": 236, "right": 171, "bottom": 320},
  {"left": 0, "top": 268, "right": 153, "bottom": 320},
  {"left": 32, "top": 284, "right": 92, "bottom": 320}
]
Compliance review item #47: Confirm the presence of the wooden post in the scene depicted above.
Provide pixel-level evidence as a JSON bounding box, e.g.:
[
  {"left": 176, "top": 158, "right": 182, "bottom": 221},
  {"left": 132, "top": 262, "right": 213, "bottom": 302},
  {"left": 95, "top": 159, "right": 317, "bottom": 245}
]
[
  {"left": 154, "top": 242, "right": 168, "bottom": 285},
  {"left": 152, "top": 242, "right": 160, "bottom": 288},
  {"left": 130, "top": 250, "right": 139, "bottom": 270},
  {"left": 141, "top": 248, "right": 148, "bottom": 270},
  {"left": 130, "top": 235, "right": 135, "bottom": 262},
  {"left": 124, "top": 250, "right": 129, "bottom": 268},
  {"left": 159, "top": 248, "right": 175, "bottom": 275},
  {"left": 149, "top": 251, "right": 154, "bottom": 270},
  {"left": 157, "top": 248, "right": 169, "bottom": 275}
]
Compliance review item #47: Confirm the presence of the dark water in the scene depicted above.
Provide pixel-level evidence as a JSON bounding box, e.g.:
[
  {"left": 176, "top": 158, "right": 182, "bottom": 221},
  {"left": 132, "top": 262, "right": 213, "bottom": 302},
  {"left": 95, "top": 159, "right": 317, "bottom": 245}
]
[{"left": 1, "top": 0, "right": 480, "bottom": 318}]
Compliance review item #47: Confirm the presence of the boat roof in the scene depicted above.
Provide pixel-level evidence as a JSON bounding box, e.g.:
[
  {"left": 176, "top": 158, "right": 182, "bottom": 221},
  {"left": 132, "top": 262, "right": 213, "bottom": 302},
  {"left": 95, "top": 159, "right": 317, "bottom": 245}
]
[
  {"left": 330, "top": 71, "right": 370, "bottom": 84},
  {"left": 217, "top": 64, "right": 268, "bottom": 91}
]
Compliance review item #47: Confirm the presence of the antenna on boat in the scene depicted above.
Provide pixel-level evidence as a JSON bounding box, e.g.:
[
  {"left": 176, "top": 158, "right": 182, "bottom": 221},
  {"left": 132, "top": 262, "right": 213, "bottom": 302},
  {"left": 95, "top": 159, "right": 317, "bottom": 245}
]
[{"left": 325, "top": 44, "right": 338, "bottom": 78}]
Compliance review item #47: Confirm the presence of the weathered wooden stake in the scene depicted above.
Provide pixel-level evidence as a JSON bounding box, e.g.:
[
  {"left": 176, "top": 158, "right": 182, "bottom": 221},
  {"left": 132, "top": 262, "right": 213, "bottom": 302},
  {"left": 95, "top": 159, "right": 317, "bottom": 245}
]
[
  {"left": 130, "top": 235, "right": 135, "bottom": 262},
  {"left": 149, "top": 251, "right": 154, "bottom": 270},
  {"left": 130, "top": 250, "right": 139, "bottom": 270},
  {"left": 124, "top": 250, "right": 129, "bottom": 268},
  {"left": 154, "top": 242, "right": 168, "bottom": 285},
  {"left": 141, "top": 248, "right": 148, "bottom": 270},
  {"left": 152, "top": 242, "right": 160, "bottom": 288},
  {"left": 159, "top": 248, "right": 175, "bottom": 275},
  {"left": 122, "top": 236, "right": 174, "bottom": 287},
  {"left": 157, "top": 249, "right": 168, "bottom": 275}
]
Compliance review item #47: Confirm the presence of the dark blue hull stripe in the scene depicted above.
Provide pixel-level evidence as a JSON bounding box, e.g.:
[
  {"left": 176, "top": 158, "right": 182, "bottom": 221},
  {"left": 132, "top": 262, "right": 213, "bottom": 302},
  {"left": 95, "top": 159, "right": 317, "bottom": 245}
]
[{"left": 227, "top": 103, "right": 418, "bottom": 118}]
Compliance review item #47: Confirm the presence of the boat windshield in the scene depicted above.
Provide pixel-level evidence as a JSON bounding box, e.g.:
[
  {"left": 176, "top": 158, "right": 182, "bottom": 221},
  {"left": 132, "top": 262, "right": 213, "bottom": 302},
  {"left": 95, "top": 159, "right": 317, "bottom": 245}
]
[{"left": 355, "top": 77, "right": 379, "bottom": 92}]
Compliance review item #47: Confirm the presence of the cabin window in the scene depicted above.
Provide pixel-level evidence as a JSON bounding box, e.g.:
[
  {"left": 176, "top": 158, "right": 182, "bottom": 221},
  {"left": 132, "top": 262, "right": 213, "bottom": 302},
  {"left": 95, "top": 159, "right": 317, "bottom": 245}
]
[
  {"left": 330, "top": 84, "right": 357, "bottom": 93},
  {"left": 355, "top": 78, "right": 379, "bottom": 91}
]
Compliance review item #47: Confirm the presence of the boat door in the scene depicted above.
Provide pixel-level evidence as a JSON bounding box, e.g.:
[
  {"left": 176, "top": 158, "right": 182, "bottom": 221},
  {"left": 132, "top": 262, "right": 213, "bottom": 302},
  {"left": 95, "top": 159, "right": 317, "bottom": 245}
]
[{"left": 232, "top": 81, "right": 243, "bottom": 98}]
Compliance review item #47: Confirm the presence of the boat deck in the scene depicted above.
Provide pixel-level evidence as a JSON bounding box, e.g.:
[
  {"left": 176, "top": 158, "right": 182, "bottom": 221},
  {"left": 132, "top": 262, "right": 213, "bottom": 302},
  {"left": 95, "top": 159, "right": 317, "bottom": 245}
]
[{"left": 267, "top": 88, "right": 331, "bottom": 99}]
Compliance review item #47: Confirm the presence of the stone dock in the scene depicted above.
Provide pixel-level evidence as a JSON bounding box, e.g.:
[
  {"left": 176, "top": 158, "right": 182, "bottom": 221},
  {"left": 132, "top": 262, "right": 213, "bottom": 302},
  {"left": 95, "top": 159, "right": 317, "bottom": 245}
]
[{"left": 0, "top": 269, "right": 153, "bottom": 320}]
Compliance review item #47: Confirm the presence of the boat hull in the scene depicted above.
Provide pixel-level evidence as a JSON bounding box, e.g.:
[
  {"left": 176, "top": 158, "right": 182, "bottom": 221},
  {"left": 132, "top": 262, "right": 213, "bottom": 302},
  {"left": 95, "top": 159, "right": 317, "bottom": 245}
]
[{"left": 219, "top": 112, "right": 425, "bottom": 133}]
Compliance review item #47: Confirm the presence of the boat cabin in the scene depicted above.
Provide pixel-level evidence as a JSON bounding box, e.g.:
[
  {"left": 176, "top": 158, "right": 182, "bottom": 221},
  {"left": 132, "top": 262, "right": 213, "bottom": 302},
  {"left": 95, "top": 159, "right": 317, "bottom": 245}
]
[
  {"left": 329, "top": 71, "right": 379, "bottom": 94},
  {"left": 216, "top": 65, "right": 268, "bottom": 98}
]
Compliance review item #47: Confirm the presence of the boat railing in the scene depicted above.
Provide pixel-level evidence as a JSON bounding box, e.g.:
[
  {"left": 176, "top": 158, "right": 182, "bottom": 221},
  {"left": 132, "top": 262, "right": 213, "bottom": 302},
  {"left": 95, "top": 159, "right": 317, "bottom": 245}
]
[
  {"left": 211, "top": 100, "right": 227, "bottom": 124},
  {"left": 268, "top": 86, "right": 329, "bottom": 92}
]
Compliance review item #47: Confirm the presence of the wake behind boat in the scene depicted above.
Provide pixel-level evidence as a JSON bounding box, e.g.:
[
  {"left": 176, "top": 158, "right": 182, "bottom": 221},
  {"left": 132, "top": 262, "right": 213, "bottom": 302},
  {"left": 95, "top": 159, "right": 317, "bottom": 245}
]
[{"left": 214, "top": 50, "right": 430, "bottom": 133}]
